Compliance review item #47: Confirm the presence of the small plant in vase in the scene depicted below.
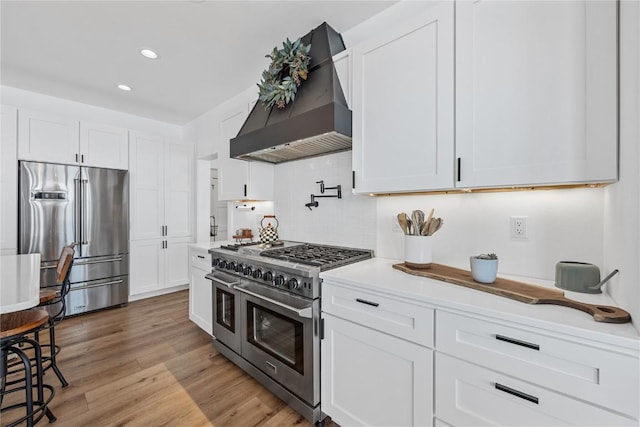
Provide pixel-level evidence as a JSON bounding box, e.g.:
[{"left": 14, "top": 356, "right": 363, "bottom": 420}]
[{"left": 470, "top": 253, "right": 499, "bottom": 284}]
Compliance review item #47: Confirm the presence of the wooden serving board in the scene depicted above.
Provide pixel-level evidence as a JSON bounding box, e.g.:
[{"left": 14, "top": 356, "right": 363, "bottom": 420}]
[{"left": 392, "top": 263, "right": 631, "bottom": 324}]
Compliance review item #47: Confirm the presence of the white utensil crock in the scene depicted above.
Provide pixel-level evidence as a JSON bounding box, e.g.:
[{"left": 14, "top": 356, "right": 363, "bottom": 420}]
[{"left": 404, "top": 236, "right": 432, "bottom": 268}]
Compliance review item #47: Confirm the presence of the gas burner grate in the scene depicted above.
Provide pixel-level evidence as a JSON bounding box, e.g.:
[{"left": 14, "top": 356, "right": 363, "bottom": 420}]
[{"left": 260, "top": 244, "right": 373, "bottom": 270}]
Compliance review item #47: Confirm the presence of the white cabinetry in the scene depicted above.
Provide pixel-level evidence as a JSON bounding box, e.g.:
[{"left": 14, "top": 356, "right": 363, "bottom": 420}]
[
  {"left": 351, "top": 1, "right": 454, "bottom": 193},
  {"left": 321, "top": 282, "right": 434, "bottom": 426},
  {"left": 129, "top": 132, "right": 193, "bottom": 297},
  {"left": 130, "top": 237, "right": 190, "bottom": 296},
  {"left": 18, "top": 109, "right": 129, "bottom": 169},
  {"left": 435, "top": 311, "right": 638, "bottom": 425},
  {"left": 455, "top": 0, "right": 617, "bottom": 188},
  {"left": 217, "top": 93, "right": 274, "bottom": 201},
  {"left": 188, "top": 246, "right": 212, "bottom": 335},
  {"left": 1, "top": 106, "right": 18, "bottom": 254}
]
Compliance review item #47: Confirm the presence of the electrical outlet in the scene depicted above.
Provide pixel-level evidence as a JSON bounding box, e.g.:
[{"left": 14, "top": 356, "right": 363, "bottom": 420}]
[
  {"left": 510, "top": 216, "right": 528, "bottom": 239},
  {"left": 392, "top": 215, "right": 401, "bottom": 233}
]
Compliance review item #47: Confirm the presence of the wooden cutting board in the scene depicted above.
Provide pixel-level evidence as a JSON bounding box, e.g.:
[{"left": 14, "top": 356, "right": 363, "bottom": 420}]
[{"left": 392, "top": 263, "right": 631, "bottom": 324}]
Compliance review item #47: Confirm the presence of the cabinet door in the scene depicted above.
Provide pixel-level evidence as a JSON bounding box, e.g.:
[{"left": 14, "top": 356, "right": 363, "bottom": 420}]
[
  {"left": 130, "top": 239, "right": 164, "bottom": 295},
  {"left": 352, "top": 2, "right": 454, "bottom": 193},
  {"left": 1, "top": 106, "right": 18, "bottom": 254},
  {"left": 129, "top": 132, "right": 165, "bottom": 240},
  {"left": 80, "top": 121, "right": 129, "bottom": 169},
  {"left": 321, "top": 314, "right": 432, "bottom": 426},
  {"left": 246, "top": 161, "right": 274, "bottom": 200},
  {"left": 218, "top": 106, "right": 250, "bottom": 201},
  {"left": 164, "top": 237, "right": 190, "bottom": 288},
  {"left": 455, "top": 0, "right": 617, "bottom": 187},
  {"left": 18, "top": 109, "right": 79, "bottom": 164},
  {"left": 164, "top": 142, "right": 193, "bottom": 237},
  {"left": 189, "top": 249, "right": 212, "bottom": 335}
]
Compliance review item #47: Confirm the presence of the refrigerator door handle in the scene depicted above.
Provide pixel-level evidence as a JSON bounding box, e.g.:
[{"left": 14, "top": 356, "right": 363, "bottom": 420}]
[
  {"left": 81, "top": 179, "right": 89, "bottom": 245},
  {"left": 74, "top": 178, "right": 82, "bottom": 248}
]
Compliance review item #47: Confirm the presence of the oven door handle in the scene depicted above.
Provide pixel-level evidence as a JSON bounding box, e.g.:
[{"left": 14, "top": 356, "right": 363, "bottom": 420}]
[
  {"left": 205, "top": 272, "right": 239, "bottom": 288},
  {"left": 235, "top": 286, "right": 313, "bottom": 319}
]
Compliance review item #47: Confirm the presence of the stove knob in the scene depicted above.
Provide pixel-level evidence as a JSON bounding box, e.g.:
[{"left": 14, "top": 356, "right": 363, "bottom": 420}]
[
  {"left": 236, "top": 263, "right": 244, "bottom": 273},
  {"left": 218, "top": 260, "right": 227, "bottom": 269},
  {"left": 244, "top": 266, "right": 253, "bottom": 276},
  {"left": 227, "top": 261, "right": 236, "bottom": 271},
  {"left": 252, "top": 269, "right": 262, "bottom": 279},
  {"left": 287, "top": 278, "right": 300, "bottom": 290},
  {"left": 212, "top": 258, "right": 220, "bottom": 266},
  {"left": 274, "top": 275, "right": 285, "bottom": 287},
  {"left": 263, "top": 271, "right": 273, "bottom": 282}
]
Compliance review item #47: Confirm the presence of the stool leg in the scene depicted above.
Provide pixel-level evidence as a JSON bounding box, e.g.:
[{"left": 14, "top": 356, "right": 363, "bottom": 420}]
[
  {"left": 48, "top": 321, "right": 68, "bottom": 387},
  {"left": 11, "top": 346, "right": 35, "bottom": 427}
]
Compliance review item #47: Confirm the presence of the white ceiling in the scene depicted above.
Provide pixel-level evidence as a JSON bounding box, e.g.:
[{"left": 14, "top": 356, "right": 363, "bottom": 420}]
[{"left": 1, "top": 1, "right": 396, "bottom": 125}]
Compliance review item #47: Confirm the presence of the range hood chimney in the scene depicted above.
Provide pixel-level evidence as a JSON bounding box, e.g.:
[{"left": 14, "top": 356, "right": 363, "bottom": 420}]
[{"left": 230, "top": 22, "right": 352, "bottom": 164}]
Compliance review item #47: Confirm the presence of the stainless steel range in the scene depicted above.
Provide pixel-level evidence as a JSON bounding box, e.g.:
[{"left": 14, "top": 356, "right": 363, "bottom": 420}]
[{"left": 206, "top": 241, "right": 372, "bottom": 425}]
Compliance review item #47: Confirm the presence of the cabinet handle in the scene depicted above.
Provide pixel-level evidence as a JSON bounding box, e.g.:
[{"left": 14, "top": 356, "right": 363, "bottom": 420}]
[
  {"left": 81, "top": 154, "right": 84, "bottom": 163},
  {"left": 457, "top": 157, "right": 461, "bottom": 182},
  {"left": 244, "top": 184, "right": 247, "bottom": 197},
  {"left": 495, "top": 334, "right": 540, "bottom": 351},
  {"left": 75, "top": 153, "right": 79, "bottom": 162},
  {"left": 356, "top": 298, "right": 379, "bottom": 307},
  {"left": 197, "top": 255, "right": 205, "bottom": 259},
  {"left": 352, "top": 170, "right": 355, "bottom": 189},
  {"left": 494, "top": 383, "right": 539, "bottom": 405}
]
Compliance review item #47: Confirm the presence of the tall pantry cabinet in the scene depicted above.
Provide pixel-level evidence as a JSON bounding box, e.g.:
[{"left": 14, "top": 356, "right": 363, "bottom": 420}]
[{"left": 129, "top": 132, "right": 194, "bottom": 296}]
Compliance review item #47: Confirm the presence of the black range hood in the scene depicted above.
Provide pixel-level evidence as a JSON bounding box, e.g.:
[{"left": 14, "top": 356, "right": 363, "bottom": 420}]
[{"left": 230, "top": 22, "right": 352, "bottom": 164}]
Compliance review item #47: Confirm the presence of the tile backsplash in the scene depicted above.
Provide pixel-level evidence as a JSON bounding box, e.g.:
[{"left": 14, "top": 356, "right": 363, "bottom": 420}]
[
  {"left": 272, "top": 151, "right": 605, "bottom": 283},
  {"left": 273, "top": 151, "right": 377, "bottom": 250}
]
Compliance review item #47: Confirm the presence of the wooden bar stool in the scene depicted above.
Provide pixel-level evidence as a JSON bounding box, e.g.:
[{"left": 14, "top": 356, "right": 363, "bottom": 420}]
[
  {"left": 1, "top": 309, "right": 56, "bottom": 426},
  {"left": 36, "top": 244, "right": 74, "bottom": 388}
]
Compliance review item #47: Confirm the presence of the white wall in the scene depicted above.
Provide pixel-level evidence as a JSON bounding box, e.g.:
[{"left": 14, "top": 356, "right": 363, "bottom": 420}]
[
  {"left": 273, "top": 151, "right": 376, "bottom": 250},
  {"left": 1, "top": 86, "right": 182, "bottom": 139},
  {"left": 604, "top": 0, "right": 640, "bottom": 329}
]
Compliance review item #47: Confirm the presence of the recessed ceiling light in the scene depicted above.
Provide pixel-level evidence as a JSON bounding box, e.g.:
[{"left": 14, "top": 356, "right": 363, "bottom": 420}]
[
  {"left": 117, "top": 84, "right": 132, "bottom": 91},
  {"left": 140, "top": 49, "right": 158, "bottom": 59}
]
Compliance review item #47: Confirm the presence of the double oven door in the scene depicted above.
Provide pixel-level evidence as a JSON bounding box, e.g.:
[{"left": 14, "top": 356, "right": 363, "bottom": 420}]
[{"left": 208, "top": 270, "right": 319, "bottom": 406}]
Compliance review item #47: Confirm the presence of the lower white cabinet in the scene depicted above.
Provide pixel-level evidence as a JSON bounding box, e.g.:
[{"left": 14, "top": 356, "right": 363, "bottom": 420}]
[
  {"left": 130, "top": 237, "right": 190, "bottom": 296},
  {"left": 435, "top": 353, "right": 636, "bottom": 427},
  {"left": 188, "top": 246, "right": 212, "bottom": 335},
  {"left": 321, "top": 314, "right": 433, "bottom": 427}
]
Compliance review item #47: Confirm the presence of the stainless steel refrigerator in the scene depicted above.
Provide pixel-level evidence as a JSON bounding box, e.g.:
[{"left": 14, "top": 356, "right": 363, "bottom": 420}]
[{"left": 19, "top": 161, "right": 129, "bottom": 315}]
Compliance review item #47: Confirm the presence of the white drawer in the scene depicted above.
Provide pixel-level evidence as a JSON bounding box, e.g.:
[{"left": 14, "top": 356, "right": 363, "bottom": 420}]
[
  {"left": 322, "top": 282, "right": 434, "bottom": 348},
  {"left": 436, "top": 311, "right": 639, "bottom": 418},
  {"left": 190, "top": 248, "right": 210, "bottom": 271},
  {"left": 435, "top": 353, "right": 637, "bottom": 427}
]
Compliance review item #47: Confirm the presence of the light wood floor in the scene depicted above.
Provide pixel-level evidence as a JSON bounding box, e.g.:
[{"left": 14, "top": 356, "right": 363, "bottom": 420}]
[{"left": 2, "top": 291, "right": 333, "bottom": 426}]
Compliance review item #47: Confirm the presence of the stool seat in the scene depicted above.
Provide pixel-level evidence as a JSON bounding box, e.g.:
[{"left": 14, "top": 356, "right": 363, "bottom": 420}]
[{"left": 1, "top": 310, "right": 49, "bottom": 340}]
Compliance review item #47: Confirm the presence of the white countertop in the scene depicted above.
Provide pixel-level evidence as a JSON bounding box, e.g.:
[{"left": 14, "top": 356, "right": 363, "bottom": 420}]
[
  {"left": 189, "top": 240, "right": 234, "bottom": 251},
  {"left": 1, "top": 253, "right": 41, "bottom": 314},
  {"left": 320, "top": 257, "right": 640, "bottom": 351}
]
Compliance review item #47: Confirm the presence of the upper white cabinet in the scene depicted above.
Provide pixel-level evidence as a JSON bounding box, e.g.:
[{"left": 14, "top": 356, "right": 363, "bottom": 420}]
[
  {"left": 217, "top": 95, "right": 274, "bottom": 201},
  {"left": 351, "top": 1, "right": 454, "bottom": 194},
  {"left": 129, "top": 132, "right": 194, "bottom": 241},
  {"left": 1, "top": 106, "right": 18, "bottom": 254},
  {"left": 18, "top": 109, "right": 129, "bottom": 169},
  {"left": 455, "top": 0, "right": 618, "bottom": 188},
  {"left": 80, "top": 121, "right": 129, "bottom": 169}
]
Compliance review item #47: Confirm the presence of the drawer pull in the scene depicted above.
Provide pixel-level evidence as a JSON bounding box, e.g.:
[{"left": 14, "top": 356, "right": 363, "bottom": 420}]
[
  {"left": 496, "top": 334, "right": 540, "bottom": 351},
  {"left": 197, "top": 255, "right": 205, "bottom": 259},
  {"left": 356, "top": 298, "right": 379, "bottom": 307},
  {"left": 494, "top": 383, "right": 539, "bottom": 405}
]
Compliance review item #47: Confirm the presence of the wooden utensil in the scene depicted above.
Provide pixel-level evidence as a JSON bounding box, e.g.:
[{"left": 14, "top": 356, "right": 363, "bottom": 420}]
[
  {"left": 411, "top": 210, "right": 424, "bottom": 236},
  {"left": 397, "top": 213, "right": 410, "bottom": 235},
  {"left": 427, "top": 218, "right": 439, "bottom": 236},
  {"left": 392, "top": 263, "right": 631, "bottom": 323}
]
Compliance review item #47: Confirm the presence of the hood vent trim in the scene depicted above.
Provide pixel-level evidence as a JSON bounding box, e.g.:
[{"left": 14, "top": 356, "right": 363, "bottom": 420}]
[{"left": 230, "top": 22, "right": 352, "bottom": 164}]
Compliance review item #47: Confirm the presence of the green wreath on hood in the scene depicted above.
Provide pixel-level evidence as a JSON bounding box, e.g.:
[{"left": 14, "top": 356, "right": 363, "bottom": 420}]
[{"left": 257, "top": 38, "right": 311, "bottom": 110}]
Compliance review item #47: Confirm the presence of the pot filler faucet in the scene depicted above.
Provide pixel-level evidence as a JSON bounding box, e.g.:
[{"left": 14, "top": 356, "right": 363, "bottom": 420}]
[{"left": 305, "top": 180, "right": 342, "bottom": 210}]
